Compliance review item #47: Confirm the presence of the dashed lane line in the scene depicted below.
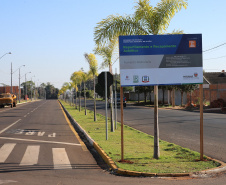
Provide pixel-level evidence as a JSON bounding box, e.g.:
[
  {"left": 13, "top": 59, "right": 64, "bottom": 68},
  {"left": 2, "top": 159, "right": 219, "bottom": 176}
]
[{"left": 0, "top": 119, "right": 22, "bottom": 135}]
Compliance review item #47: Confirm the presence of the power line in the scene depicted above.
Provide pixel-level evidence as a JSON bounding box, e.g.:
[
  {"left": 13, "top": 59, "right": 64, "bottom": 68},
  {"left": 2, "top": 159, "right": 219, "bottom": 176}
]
[
  {"left": 203, "top": 42, "right": 226, "bottom": 52},
  {"left": 204, "top": 55, "right": 226, "bottom": 61}
]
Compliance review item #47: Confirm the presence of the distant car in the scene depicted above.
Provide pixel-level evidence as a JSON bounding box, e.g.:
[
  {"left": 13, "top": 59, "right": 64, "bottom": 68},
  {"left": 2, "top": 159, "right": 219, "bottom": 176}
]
[
  {"left": 108, "top": 93, "right": 126, "bottom": 108},
  {"left": 0, "top": 93, "right": 17, "bottom": 108}
]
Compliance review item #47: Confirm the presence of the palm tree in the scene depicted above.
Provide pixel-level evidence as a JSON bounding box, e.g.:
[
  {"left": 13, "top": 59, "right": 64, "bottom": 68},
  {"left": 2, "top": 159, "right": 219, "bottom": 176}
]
[
  {"left": 94, "top": 0, "right": 188, "bottom": 159},
  {"left": 59, "top": 84, "right": 68, "bottom": 101},
  {"left": 81, "top": 72, "right": 90, "bottom": 115},
  {"left": 84, "top": 53, "right": 98, "bottom": 121},
  {"left": 70, "top": 81, "right": 78, "bottom": 109},
  {"left": 94, "top": 38, "right": 118, "bottom": 73},
  {"left": 62, "top": 82, "right": 70, "bottom": 102},
  {"left": 94, "top": 0, "right": 187, "bottom": 45},
  {"left": 94, "top": 40, "right": 118, "bottom": 130},
  {"left": 70, "top": 70, "right": 83, "bottom": 111}
]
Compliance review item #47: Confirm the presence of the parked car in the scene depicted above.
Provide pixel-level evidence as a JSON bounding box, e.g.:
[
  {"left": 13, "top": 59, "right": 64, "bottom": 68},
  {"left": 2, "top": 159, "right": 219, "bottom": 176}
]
[
  {"left": 0, "top": 93, "right": 17, "bottom": 108},
  {"left": 108, "top": 93, "right": 126, "bottom": 108}
]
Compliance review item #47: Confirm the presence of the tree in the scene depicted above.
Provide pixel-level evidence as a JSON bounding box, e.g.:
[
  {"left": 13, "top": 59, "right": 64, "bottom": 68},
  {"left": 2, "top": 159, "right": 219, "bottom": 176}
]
[
  {"left": 94, "top": 0, "right": 188, "bottom": 159},
  {"left": 70, "top": 81, "right": 78, "bottom": 109},
  {"left": 94, "top": 0, "right": 187, "bottom": 46},
  {"left": 59, "top": 82, "right": 69, "bottom": 101},
  {"left": 21, "top": 81, "right": 35, "bottom": 99},
  {"left": 81, "top": 72, "right": 90, "bottom": 115},
  {"left": 84, "top": 53, "right": 98, "bottom": 121},
  {"left": 159, "top": 85, "right": 168, "bottom": 105},
  {"left": 70, "top": 70, "right": 83, "bottom": 111},
  {"left": 176, "top": 84, "right": 198, "bottom": 106},
  {"left": 94, "top": 40, "right": 118, "bottom": 131}
]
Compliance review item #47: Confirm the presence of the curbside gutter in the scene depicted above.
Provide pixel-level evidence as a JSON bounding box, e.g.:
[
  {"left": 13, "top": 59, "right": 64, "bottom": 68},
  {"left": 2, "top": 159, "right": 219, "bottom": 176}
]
[{"left": 59, "top": 101, "right": 226, "bottom": 178}]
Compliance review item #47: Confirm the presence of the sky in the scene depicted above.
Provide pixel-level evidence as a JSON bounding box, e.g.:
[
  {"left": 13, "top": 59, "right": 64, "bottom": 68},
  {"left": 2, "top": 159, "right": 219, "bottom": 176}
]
[{"left": 0, "top": 0, "right": 226, "bottom": 89}]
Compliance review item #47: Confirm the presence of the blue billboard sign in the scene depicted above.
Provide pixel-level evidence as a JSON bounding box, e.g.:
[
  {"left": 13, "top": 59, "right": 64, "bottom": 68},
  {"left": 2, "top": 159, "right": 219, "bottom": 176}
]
[{"left": 119, "top": 34, "right": 203, "bottom": 86}]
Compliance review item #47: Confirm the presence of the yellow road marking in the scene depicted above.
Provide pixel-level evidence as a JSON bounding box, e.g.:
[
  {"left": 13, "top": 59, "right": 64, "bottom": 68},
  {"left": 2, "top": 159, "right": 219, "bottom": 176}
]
[{"left": 58, "top": 101, "right": 88, "bottom": 151}]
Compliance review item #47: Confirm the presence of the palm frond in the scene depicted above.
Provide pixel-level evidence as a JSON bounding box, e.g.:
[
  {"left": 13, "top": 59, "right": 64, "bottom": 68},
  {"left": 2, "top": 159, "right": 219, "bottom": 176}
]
[
  {"left": 94, "top": 14, "right": 148, "bottom": 46},
  {"left": 152, "top": 0, "right": 188, "bottom": 34},
  {"left": 84, "top": 53, "right": 98, "bottom": 77},
  {"left": 134, "top": 0, "right": 154, "bottom": 34}
]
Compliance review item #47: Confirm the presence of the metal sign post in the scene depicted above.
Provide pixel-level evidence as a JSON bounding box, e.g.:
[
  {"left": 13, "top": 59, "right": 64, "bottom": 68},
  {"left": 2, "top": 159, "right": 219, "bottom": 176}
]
[
  {"left": 200, "top": 84, "right": 204, "bottom": 160},
  {"left": 120, "top": 86, "right": 124, "bottom": 161},
  {"left": 98, "top": 71, "right": 114, "bottom": 140},
  {"left": 114, "top": 68, "right": 117, "bottom": 130},
  {"left": 105, "top": 72, "right": 108, "bottom": 140}
]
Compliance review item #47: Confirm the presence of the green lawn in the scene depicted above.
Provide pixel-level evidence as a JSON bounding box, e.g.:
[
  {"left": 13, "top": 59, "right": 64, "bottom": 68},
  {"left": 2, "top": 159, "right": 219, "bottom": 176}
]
[{"left": 60, "top": 100, "right": 220, "bottom": 173}]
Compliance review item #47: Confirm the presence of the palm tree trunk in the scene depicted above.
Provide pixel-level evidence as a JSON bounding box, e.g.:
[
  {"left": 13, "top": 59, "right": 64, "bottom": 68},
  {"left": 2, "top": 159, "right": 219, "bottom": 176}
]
[
  {"left": 109, "top": 65, "right": 114, "bottom": 132},
  {"left": 93, "top": 76, "right": 97, "bottom": 121},
  {"left": 110, "top": 85, "right": 114, "bottom": 132},
  {"left": 84, "top": 82, "right": 87, "bottom": 115},
  {"left": 149, "top": 90, "right": 152, "bottom": 105},
  {"left": 144, "top": 87, "right": 147, "bottom": 104},
  {"left": 79, "top": 83, "right": 81, "bottom": 112},
  {"left": 162, "top": 89, "right": 165, "bottom": 105},
  {"left": 75, "top": 89, "right": 77, "bottom": 109},
  {"left": 181, "top": 91, "right": 183, "bottom": 107}
]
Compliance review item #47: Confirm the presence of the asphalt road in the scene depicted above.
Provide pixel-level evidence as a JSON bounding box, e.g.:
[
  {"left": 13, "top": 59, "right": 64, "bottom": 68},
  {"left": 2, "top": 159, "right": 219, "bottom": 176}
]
[{"left": 0, "top": 99, "right": 225, "bottom": 185}]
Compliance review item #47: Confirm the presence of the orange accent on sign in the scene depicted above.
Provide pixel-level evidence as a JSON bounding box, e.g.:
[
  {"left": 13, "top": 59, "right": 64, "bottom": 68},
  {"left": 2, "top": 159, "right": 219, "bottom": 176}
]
[{"left": 189, "top": 40, "right": 196, "bottom": 48}]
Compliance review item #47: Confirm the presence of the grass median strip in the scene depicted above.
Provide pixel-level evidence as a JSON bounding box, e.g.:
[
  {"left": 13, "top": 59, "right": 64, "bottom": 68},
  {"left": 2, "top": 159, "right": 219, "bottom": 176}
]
[{"left": 61, "top": 101, "right": 220, "bottom": 174}]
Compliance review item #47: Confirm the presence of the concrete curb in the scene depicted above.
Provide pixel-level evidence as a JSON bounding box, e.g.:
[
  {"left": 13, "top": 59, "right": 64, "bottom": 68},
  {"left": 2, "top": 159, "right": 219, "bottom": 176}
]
[{"left": 59, "top": 101, "right": 226, "bottom": 178}]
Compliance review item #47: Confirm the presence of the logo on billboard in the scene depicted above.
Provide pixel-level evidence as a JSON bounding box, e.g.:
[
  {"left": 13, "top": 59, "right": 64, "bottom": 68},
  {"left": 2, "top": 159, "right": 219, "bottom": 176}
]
[
  {"left": 142, "top": 76, "right": 149, "bottom": 83},
  {"left": 194, "top": 72, "right": 198, "bottom": 77},
  {"left": 125, "top": 75, "right": 130, "bottom": 81},
  {"left": 189, "top": 40, "right": 196, "bottom": 48},
  {"left": 133, "top": 75, "right": 139, "bottom": 83}
]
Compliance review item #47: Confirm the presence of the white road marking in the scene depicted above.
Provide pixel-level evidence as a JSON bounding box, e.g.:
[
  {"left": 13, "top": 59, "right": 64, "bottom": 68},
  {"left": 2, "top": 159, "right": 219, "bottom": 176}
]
[
  {"left": 48, "top": 133, "right": 56, "bottom": 137},
  {"left": 38, "top": 132, "right": 45, "bottom": 136},
  {"left": 53, "top": 148, "right": 72, "bottom": 169},
  {"left": 0, "top": 119, "right": 21, "bottom": 134},
  {"left": 0, "top": 180, "right": 17, "bottom": 184},
  {"left": 0, "top": 143, "right": 16, "bottom": 163},
  {"left": 15, "top": 129, "right": 24, "bottom": 134},
  {"left": 20, "top": 145, "right": 40, "bottom": 166},
  {"left": 0, "top": 137, "right": 81, "bottom": 146},
  {"left": 25, "top": 131, "right": 35, "bottom": 135}
]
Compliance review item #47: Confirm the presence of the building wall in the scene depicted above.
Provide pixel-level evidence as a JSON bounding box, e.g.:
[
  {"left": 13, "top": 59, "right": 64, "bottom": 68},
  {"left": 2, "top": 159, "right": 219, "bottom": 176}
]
[
  {"left": 186, "top": 84, "right": 226, "bottom": 105},
  {"left": 129, "top": 89, "right": 187, "bottom": 106},
  {"left": 0, "top": 86, "right": 20, "bottom": 95}
]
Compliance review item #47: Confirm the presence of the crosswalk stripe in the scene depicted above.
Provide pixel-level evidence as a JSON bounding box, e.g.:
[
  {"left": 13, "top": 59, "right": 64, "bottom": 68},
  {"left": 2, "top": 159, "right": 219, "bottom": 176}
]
[
  {"left": 0, "top": 143, "right": 16, "bottom": 163},
  {"left": 20, "top": 145, "right": 40, "bottom": 166},
  {"left": 52, "top": 148, "right": 72, "bottom": 169}
]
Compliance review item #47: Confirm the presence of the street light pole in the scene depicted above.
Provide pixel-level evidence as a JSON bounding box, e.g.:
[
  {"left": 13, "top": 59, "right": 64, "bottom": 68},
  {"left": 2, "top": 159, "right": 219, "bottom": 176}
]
[
  {"left": 30, "top": 76, "right": 35, "bottom": 101},
  {"left": 18, "top": 66, "right": 26, "bottom": 103},
  {"left": 0, "top": 52, "right": 11, "bottom": 61},
  {"left": 11, "top": 64, "right": 25, "bottom": 97},
  {"left": 19, "top": 68, "right": 21, "bottom": 102},
  {"left": 11, "top": 62, "right": 12, "bottom": 93}
]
